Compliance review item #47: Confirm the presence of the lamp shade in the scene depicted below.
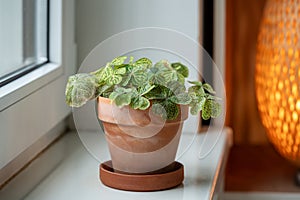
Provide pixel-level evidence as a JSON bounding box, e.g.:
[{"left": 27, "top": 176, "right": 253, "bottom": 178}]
[{"left": 255, "top": 0, "right": 300, "bottom": 165}]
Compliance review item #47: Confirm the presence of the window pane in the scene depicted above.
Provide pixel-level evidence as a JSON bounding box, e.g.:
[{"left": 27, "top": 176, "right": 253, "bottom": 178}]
[{"left": 0, "top": 0, "right": 48, "bottom": 83}]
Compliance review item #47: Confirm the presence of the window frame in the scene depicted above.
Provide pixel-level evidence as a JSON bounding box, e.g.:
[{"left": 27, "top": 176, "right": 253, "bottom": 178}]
[
  {"left": 0, "top": 0, "right": 76, "bottom": 186},
  {"left": 0, "top": 0, "right": 49, "bottom": 89},
  {"left": 0, "top": 0, "right": 62, "bottom": 111}
]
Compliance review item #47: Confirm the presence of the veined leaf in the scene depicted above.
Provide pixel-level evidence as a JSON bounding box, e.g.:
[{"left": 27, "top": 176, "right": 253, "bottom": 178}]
[
  {"left": 134, "top": 57, "right": 152, "bottom": 68},
  {"left": 167, "top": 81, "right": 186, "bottom": 95},
  {"left": 115, "top": 93, "right": 132, "bottom": 107},
  {"left": 190, "top": 102, "right": 202, "bottom": 115},
  {"left": 177, "top": 73, "right": 185, "bottom": 84},
  {"left": 111, "top": 56, "right": 127, "bottom": 66},
  {"left": 138, "top": 97, "right": 150, "bottom": 110},
  {"left": 131, "top": 96, "right": 150, "bottom": 110},
  {"left": 109, "top": 90, "right": 120, "bottom": 101},
  {"left": 131, "top": 70, "right": 148, "bottom": 86},
  {"left": 97, "top": 85, "right": 112, "bottom": 96},
  {"left": 151, "top": 103, "right": 167, "bottom": 119},
  {"left": 188, "top": 85, "right": 205, "bottom": 96},
  {"left": 202, "top": 100, "right": 212, "bottom": 120},
  {"left": 107, "top": 74, "right": 122, "bottom": 85},
  {"left": 154, "top": 60, "right": 171, "bottom": 69},
  {"left": 109, "top": 87, "right": 133, "bottom": 101},
  {"left": 160, "top": 70, "right": 177, "bottom": 83},
  {"left": 101, "top": 65, "right": 114, "bottom": 81},
  {"left": 121, "top": 74, "right": 131, "bottom": 86},
  {"left": 201, "top": 99, "right": 221, "bottom": 120},
  {"left": 169, "top": 93, "right": 191, "bottom": 105},
  {"left": 65, "top": 74, "right": 97, "bottom": 107},
  {"left": 202, "top": 83, "right": 216, "bottom": 94},
  {"left": 109, "top": 87, "right": 135, "bottom": 107},
  {"left": 138, "top": 84, "right": 155, "bottom": 96},
  {"left": 190, "top": 95, "right": 206, "bottom": 115},
  {"left": 131, "top": 97, "right": 140, "bottom": 109},
  {"left": 150, "top": 73, "right": 165, "bottom": 85},
  {"left": 144, "top": 86, "right": 167, "bottom": 100},
  {"left": 188, "top": 80, "right": 202, "bottom": 86},
  {"left": 129, "top": 56, "right": 134, "bottom": 64},
  {"left": 171, "top": 62, "right": 189, "bottom": 78},
  {"left": 115, "top": 87, "right": 133, "bottom": 93},
  {"left": 210, "top": 100, "right": 221, "bottom": 118},
  {"left": 164, "top": 101, "right": 179, "bottom": 120},
  {"left": 115, "top": 67, "right": 126, "bottom": 75}
]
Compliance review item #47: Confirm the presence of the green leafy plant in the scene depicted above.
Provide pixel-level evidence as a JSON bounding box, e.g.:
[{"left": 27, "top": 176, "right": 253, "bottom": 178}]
[{"left": 65, "top": 56, "right": 222, "bottom": 120}]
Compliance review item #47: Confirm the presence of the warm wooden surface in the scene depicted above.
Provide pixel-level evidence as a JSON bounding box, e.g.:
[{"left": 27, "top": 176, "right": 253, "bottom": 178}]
[
  {"left": 225, "top": 0, "right": 269, "bottom": 144},
  {"left": 225, "top": 145, "right": 300, "bottom": 192}
]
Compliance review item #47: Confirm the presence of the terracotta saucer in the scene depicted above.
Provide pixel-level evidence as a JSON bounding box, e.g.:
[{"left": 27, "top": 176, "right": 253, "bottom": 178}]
[{"left": 99, "top": 161, "right": 184, "bottom": 192}]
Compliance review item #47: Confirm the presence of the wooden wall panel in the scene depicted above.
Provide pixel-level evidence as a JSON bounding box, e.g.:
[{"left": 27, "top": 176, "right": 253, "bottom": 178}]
[{"left": 225, "top": 0, "right": 269, "bottom": 144}]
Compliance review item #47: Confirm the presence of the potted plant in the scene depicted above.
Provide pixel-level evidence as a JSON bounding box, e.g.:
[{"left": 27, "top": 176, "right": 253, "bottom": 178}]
[{"left": 65, "top": 56, "right": 221, "bottom": 191}]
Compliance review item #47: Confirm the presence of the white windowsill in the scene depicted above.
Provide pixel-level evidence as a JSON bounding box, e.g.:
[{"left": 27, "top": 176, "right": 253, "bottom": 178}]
[{"left": 0, "top": 127, "right": 233, "bottom": 200}]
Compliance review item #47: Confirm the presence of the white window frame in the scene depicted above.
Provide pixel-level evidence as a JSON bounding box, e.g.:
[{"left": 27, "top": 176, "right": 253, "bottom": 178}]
[{"left": 0, "top": 0, "right": 76, "bottom": 186}]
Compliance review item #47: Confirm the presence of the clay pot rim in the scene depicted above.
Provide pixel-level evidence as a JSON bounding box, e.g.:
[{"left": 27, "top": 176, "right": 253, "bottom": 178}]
[{"left": 97, "top": 96, "right": 189, "bottom": 124}]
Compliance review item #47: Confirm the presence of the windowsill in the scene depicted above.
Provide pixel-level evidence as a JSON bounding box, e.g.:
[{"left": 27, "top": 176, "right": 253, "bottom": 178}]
[
  {"left": 0, "top": 127, "right": 233, "bottom": 200},
  {"left": 0, "top": 62, "right": 63, "bottom": 111}
]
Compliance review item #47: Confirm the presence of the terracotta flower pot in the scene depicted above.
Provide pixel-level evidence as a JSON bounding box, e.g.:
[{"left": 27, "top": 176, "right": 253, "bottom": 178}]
[{"left": 97, "top": 96, "right": 188, "bottom": 174}]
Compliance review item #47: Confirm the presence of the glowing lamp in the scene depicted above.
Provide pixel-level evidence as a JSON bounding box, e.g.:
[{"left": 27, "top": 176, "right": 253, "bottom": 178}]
[{"left": 255, "top": 0, "right": 300, "bottom": 166}]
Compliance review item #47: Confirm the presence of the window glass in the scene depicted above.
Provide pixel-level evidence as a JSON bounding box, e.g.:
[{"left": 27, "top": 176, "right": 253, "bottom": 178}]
[{"left": 0, "top": 0, "right": 48, "bottom": 86}]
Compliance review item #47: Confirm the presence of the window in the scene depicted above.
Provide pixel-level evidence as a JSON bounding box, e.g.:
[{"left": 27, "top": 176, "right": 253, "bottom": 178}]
[
  {"left": 0, "top": 0, "right": 76, "bottom": 187},
  {"left": 0, "top": 0, "right": 48, "bottom": 87}
]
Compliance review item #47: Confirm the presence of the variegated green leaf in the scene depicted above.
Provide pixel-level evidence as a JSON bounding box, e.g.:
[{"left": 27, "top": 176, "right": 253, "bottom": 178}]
[
  {"left": 164, "top": 101, "right": 179, "bottom": 120},
  {"left": 134, "top": 57, "right": 152, "bottom": 68},
  {"left": 190, "top": 95, "right": 206, "bottom": 115},
  {"left": 129, "top": 56, "right": 134, "bottom": 64},
  {"left": 107, "top": 74, "right": 122, "bottom": 85},
  {"left": 190, "top": 102, "right": 202, "bottom": 115},
  {"left": 109, "top": 91, "right": 120, "bottom": 101},
  {"left": 131, "top": 96, "right": 150, "bottom": 110},
  {"left": 138, "top": 84, "right": 155, "bottom": 96},
  {"left": 144, "top": 86, "right": 167, "bottom": 100},
  {"left": 132, "top": 70, "right": 147, "bottom": 86},
  {"left": 177, "top": 73, "right": 185, "bottom": 84},
  {"left": 210, "top": 100, "right": 221, "bottom": 118},
  {"left": 115, "top": 93, "right": 132, "bottom": 107},
  {"left": 188, "top": 80, "right": 202, "bottom": 86},
  {"left": 160, "top": 70, "right": 177, "bottom": 83},
  {"left": 167, "top": 81, "right": 186, "bottom": 95},
  {"left": 169, "top": 93, "right": 191, "bottom": 105},
  {"left": 154, "top": 60, "right": 171, "bottom": 69},
  {"left": 171, "top": 62, "right": 189, "bottom": 78},
  {"left": 97, "top": 85, "right": 112, "bottom": 96},
  {"left": 111, "top": 56, "right": 127, "bottom": 66},
  {"left": 202, "top": 83, "right": 216, "bottom": 94},
  {"left": 151, "top": 103, "right": 167, "bottom": 119},
  {"left": 65, "top": 74, "right": 97, "bottom": 107},
  {"left": 121, "top": 74, "right": 131, "bottom": 86},
  {"left": 102, "top": 65, "right": 114, "bottom": 80},
  {"left": 150, "top": 73, "right": 165, "bottom": 85},
  {"left": 202, "top": 100, "right": 212, "bottom": 120},
  {"left": 201, "top": 99, "right": 221, "bottom": 120},
  {"left": 138, "top": 97, "right": 150, "bottom": 110},
  {"left": 109, "top": 87, "right": 134, "bottom": 104},
  {"left": 188, "top": 85, "right": 205, "bottom": 96},
  {"left": 131, "top": 97, "right": 140, "bottom": 109},
  {"left": 115, "top": 67, "right": 126, "bottom": 75}
]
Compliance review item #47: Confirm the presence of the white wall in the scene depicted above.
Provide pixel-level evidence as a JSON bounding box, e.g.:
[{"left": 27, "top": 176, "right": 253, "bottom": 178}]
[
  {"left": 76, "top": 0, "right": 200, "bottom": 66},
  {"left": 75, "top": 0, "right": 202, "bottom": 131}
]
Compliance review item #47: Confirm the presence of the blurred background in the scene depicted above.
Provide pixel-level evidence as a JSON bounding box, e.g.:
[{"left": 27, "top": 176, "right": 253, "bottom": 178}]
[{"left": 0, "top": 0, "right": 299, "bottom": 199}]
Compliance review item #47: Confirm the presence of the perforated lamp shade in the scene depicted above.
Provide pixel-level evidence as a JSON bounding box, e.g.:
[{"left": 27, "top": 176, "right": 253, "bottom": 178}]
[{"left": 255, "top": 0, "right": 300, "bottom": 165}]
